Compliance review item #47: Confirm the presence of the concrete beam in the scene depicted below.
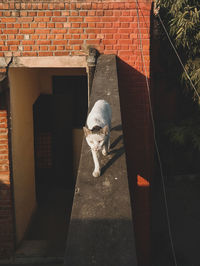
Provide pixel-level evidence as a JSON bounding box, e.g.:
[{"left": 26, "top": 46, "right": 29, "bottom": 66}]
[
  {"left": 10, "top": 56, "right": 87, "bottom": 68},
  {"left": 65, "top": 55, "right": 138, "bottom": 266}
]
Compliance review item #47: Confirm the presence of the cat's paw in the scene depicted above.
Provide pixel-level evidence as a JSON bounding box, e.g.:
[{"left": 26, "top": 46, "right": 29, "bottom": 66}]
[{"left": 93, "top": 170, "right": 101, "bottom": 177}]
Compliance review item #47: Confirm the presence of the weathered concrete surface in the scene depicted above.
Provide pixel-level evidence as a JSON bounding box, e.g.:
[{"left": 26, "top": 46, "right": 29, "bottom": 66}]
[
  {"left": 64, "top": 55, "right": 138, "bottom": 266},
  {"left": 10, "top": 56, "right": 87, "bottom": 68}
]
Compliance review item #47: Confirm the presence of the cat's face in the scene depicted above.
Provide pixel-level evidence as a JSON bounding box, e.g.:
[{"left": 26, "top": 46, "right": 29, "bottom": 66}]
[
  {"left": 86, "top": 133, "right": 106, "bottom": 151},
  {"left": 83, "top": 126, "right": 109, "bottom": 152}
]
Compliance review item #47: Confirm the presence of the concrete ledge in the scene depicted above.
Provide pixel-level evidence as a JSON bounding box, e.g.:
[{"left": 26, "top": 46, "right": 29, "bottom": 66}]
[
  {"left": 10, "top": 56, "right": 87, "bottom": 68},
  {"left": 64, "top": 55, "right": 138, "bottom": 266}
]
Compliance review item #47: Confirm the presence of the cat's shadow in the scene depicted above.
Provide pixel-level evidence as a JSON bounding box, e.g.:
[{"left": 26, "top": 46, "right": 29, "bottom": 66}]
[{"left": 101, "top": 132, "right": 125, "bottom": 175}]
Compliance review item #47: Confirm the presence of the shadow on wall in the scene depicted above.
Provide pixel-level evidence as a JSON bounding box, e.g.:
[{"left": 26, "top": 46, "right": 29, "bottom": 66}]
[{"left": 117, "top": 58, "right": 153, "bottom": 266}]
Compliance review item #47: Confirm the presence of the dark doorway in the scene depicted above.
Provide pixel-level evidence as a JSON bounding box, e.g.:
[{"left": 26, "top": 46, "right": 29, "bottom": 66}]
[
  {"left": 52, "top": 75, "right": 88, "bottom": 190},
  {"left": 33, "top": 75, "right": 88, "bottom": 203},
  {"left": 25, "top": 74, "right": 87, "bottom": 258}
]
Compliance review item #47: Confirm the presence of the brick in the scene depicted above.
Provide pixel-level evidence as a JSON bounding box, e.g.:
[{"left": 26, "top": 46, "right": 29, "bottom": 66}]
[
  {"left": 30, "top": 23, "right": 38, "bottom": 28},
  {"left": 38, "top": 51, "right": 53, "bottom": 56},
  {"left": 118, "top": 51, "right": 134, "bottom": 56},
  {"left": 31, "top": 35, "right": 39, "bottom": 40},
  {"left": 35, "top": 17, "right": 50, "bottom": 22},
  {"left": 47, "top": 23, "right": 55, "bottom": 28},
  {"left": 96, "top": 11, "right": 104, "bottom": 16},
  {"left": 55, "top": 23, "right": 64, "bottom": 28},
  {"left": 38, "top": 22, "right": 47, "bottom": 28},
  {"left": 102, "top": 17, "right": 118, "bottom": 22},
  {"left": 23, "top": 46, "right": 31, "bottom": 51},
  {"left": 88, "top": 23, "right": 96, "bottom": 28},
  {"left": 2, "top": 46, "right": 9, "bottom": 51},
  {"left": 118, "top": 29, "right": 133, "bottom": 34},
  {"left": 1, "top": 18, "right": 16, "bottom": 23},
  {"left": 86, "top": 29, "right": 100, "bottom": 34},
  {"left": 52, "top": 17, "right": 67, "bottom": 23},
  {"left": 22, "top": 51, "right": 37, "bottom": 56},
  {"left": 56, "top": 45, "right": 65, "bottom": 50},
  {"left": 68, "top": 17, "right": 83, "bottom": 23},
  {"left": 62, "top": 11, "right": 70, "bottom": 16},
  {"left": 104, "top": 23, "right": 113, "bottom": 28},
  {"left": 37, "top": 40, "right": 51, "bottom": 45},
  {"left": 45, "top": 11, "right": 53, "bottom": 16},
  {"left": 49, "top": 45, "right": 56, "bottom": 51},
  {"left": 102, "top": 39, "right": 117, "bottom": 45},
  {"left": 53, "top": 40, "right": 68, "bottom": 45},
  {"left": 39, "top": 34, "right": 47, "bottom": 40},
  {"left": 104, "top": 11, "right": 113, "bottom": 16},
  {"left": 72, "top": 34, "right": 80, "bottom": 39},
  {"left": 7, "top": 41, "right": 19, "bottom": 45},
  {"left": 28, "top": 12, "right": 37, "bottom": 16},
  {"left": 79, "top": 11, "right": 87, "bottom": 16},
  {"left": 35, "top": 29, "right": 50, "bottom": 34},
  {"left": 85, "top": 17, "right": 100, "bottom": 23},
  {"left": 19, "top": 29, "right": 34, "bottom": 34},
  {"left": 53, "top": 11, "right": 61, "bottom": 16},
  {"left": 52, "top": 29, "right": 67, "bottom": 34},
  {"left": 86, "top": 40, "right": 100, "bottom": 45},
  {"left": 119, "top": 17, "right": 133, "bottom": 22},
  {"left": 10, "top": 45, "right": 18, "bottom": 51},
  {"left": 40, "top": 46, "right": 48, "bottom": 51},
  {"left": 3, "top": 11, "right": 11, "bottom": 17},
  {"left": 105, "top": 45, "right": 114, "bottom": 50},
  {"left": 7, "top": 24, "right": 14, "bottom": 29},
  {"left": 22, "top": 23, "right": 30, "bottom": 29},
  {"left": 95, "top": 23, "right": 104, "bottom": 28},
  {"left": 55, "top": 34, "right": 64, "bottom": 39},
  {"left": 69, "top": 28, "right": 83, "bottom": 34},
  {"left": 68, "top": 40, "right": 83, "bottom": 45},
  {"left": 80, "top": 23, "right": 88, "bottom": 28},
  {"left": 54, "top": 51, "right": 69, "bottom": 56},
  {"left": 118, "top": 39, "right": 133, "bottom": 45},
  {"left": 88, "top": 34, "right": 96, "bottom": 39},
  {"left": 101, "top": 29, "right": 117, "bottom": 34}
]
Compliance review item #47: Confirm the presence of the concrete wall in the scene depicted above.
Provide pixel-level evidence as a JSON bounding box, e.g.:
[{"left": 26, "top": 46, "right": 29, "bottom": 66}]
[
  {"left": 8, "top": 67, "right": 85, "bottom": 244},
  {"left": 9, "top": 68, "right": 40, "bottom": 244},
  {"left": 72, "top": 128, "right": 83, "bottom": 177}
]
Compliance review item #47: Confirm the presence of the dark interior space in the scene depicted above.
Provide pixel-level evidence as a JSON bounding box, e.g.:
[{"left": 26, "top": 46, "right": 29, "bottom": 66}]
[
  {"left": 33, "top": 75, "right": 88, "bottom": 202},
  {"left": 22, "top": 74, "right": 88, "bottom": 258}
]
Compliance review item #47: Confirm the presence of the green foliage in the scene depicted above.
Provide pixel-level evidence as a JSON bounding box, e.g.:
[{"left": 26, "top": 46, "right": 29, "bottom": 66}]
[
  {"left": 166, "top": 115, "right": 200, "bottom": 151},
  {"left": 158, "top": 0, "right": 200, "bottom": 101},
  {"left": 156, "top": 1, "right": 200, "bottom": 172},
  {"left": 183, "top": 58, "right": 200, "bottom": 101}
]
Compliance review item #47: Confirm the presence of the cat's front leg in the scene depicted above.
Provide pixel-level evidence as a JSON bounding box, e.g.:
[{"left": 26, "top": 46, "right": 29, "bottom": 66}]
[
  {"left": 102, "top": 136, "right": 110, "bottom": 156},
  {"left": 91, "top": 150, "right": 100, "bottom": 177}
]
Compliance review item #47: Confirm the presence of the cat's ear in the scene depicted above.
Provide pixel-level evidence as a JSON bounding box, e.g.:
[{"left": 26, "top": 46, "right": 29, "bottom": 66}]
[
  {"left": 102, "top": 125, "right": 109, "bottom": 135},
  {"left": 83, "top": 127, "right": 91, "bottom": 136}
]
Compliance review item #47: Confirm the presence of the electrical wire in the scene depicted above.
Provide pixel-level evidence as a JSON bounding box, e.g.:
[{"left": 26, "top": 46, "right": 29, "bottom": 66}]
[{"left": 135, "top": 1, "right": 178, "bottom": 266}]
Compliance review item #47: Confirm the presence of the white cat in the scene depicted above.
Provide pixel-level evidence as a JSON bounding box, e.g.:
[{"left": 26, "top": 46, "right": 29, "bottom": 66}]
[{"left": 83, "top": 100, "right": 112, "bottom": 177}]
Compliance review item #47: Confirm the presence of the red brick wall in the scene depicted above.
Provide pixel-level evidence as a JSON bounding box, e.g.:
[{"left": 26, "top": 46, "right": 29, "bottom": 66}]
[
  {"left": 0, "top": 1, "right": 150, "bottom": 74},
  {"left": 0, "top": 0, "right": 153, "bottom": 263},
  {"left": 0, "top": 110, "right": 14, "bottom": 258}
]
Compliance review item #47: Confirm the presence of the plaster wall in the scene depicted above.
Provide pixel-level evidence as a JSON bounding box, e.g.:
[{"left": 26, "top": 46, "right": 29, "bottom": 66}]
[
  {"left": 9, "top": 68, "right": 40, "bottom": 244},
  {"left": 8, "top": 67, "right": 86, "bottom": 244}
]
